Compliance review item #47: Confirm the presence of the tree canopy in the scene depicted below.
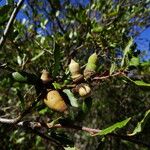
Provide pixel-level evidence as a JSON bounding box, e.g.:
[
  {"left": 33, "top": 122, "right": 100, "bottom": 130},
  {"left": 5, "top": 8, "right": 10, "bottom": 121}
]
[{"left": 0, "top": 0, "right": 150, "bottom": 149}]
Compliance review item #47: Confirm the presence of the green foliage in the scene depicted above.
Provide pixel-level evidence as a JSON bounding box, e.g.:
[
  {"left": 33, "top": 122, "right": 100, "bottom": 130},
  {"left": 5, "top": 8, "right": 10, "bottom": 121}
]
[
  {"left": 63, "top": 89, "right": 78, "bottom": 108},
  {"left": 128, "top": 110, "right": 150, "bottom": 136},
  {"left": 94, "top": 117, "right": 131, "bottom": 136},
  {"left": 121, "top": 38, "right": 133, "bottom": 67},
  {"left": 0, "top": 0, "right": 150, "bottom": 149}
]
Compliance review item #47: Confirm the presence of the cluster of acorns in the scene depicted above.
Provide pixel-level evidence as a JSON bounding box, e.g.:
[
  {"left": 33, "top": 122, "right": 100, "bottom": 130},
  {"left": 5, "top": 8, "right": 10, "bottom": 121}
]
[{"left": 41, "top": 53, "right": 98, "bottom": 113}]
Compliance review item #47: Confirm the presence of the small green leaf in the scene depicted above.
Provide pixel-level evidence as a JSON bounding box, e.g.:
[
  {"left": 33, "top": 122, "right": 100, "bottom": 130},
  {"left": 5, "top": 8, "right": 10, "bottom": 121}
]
[
  {"left": 63, "top": 89, "right": 78, "bottom": 107},
  {"left": 109, "top": 62, "right": 116, "bottom": 75},
  {"left": 91, "top": 25, "right": 103, "bottom": 33},
  {"left": 128, "top": 110, "right": 150, "bottom": 136},
  {"left": 121, "top": 38, "right": 133, "bottom": 67},
  {"left": 94, "top": 117, "right": 131, "bottom": 136},
  {"left": 17, "top": 55, "right": 22, "bottom": 65},
  {"left": 39, "top": 107, "right": 49, "bottom": 115},
  {"left": 31, "top": 51, "right": 45, "bottom": 62},
  {"left": 129, "top": 57, "right": 140, "bottom": 67},
  {"left": 126, "top": 77, "right": 150, "bottom": 87},
  {"left": 133, "top": 80, "right": 150, "bottom": 86},
  {"left": 12, "top": 72, "right": 27, "bottom": 82},
  {"left": 12, "top": 71, "right": 39, "bottom": 84},
  {"left": 52, "top": 82, "right": 62, "bottom": 89}
]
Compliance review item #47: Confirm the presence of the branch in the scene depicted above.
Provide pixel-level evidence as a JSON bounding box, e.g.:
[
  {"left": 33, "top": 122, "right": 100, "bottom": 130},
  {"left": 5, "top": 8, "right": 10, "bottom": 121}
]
[
  {"left": 27, "top": 122, "right": 150, "bottom": 148},
  {"left": 0, "top": 0, "right": 25, "bottom": 48},
  {"left": 0, "top": 119, "right": 149, "bottom": 148}
]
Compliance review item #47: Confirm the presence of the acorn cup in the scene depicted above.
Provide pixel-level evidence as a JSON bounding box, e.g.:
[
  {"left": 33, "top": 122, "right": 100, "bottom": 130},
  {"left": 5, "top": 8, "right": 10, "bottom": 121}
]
[
  {"left": 83, "top": 53, "right": 98, "bottom": 80},
  {"left": 77, "top": 83, "right": 91, "bottom": 97},
  {"left": 44, "top": 90, "right": 68, "bottom": 113},
  {"left": 40, "top": 69, "right": 52, "bottom": 84},
  {"left": 69, "top": 59, "right": 83, "bottom": 83}
]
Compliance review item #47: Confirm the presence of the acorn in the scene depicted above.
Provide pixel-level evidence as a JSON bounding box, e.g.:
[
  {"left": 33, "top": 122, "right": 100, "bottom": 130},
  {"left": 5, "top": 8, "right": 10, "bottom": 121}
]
[
  {"left": 78, "top": 83, "right": 91, "bottom": 97},
  {"left": 69, "top": 59, "right": 83, "bottom": 82},
  {"left": 84, "top": 53, "right": 98, "bottom": 80},
  {"left": 44, "top": 90, "right": 68, "bottom": 112},
  {"left": 40, "top": 69, "right": 52, "bottom": 84}
]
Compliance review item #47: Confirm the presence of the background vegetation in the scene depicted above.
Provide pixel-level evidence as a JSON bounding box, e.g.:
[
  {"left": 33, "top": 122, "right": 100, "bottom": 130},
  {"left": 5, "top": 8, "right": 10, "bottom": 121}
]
[{"left": 0, "top": 0, "right": 150, "bottom": 149}]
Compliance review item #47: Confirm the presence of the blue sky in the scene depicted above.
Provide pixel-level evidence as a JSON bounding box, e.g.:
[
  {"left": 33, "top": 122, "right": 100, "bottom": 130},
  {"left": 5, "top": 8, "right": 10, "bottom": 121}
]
[{"left": 135, "top": 28, "right": 150, "bottom": 60}]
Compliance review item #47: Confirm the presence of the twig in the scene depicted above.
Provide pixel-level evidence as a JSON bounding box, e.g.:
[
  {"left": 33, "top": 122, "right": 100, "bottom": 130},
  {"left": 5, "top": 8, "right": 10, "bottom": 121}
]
[
  {"left": 0, "top": 0, "right": 25, "bottom": 48},
  {"left": 0, "top": 116, "right": 21, "bottom": 124},
  {"left": 93, "top": 72, "right": 125, "bottom": 80}
]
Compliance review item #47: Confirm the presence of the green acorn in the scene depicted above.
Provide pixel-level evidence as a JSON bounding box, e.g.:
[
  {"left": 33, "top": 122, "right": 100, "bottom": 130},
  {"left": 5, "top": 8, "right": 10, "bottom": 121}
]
[
  {"left": 84, "top": 53, "right": 98, "bottom": 80},
  {"left": 69, "top": 59, "right": 83, "bottom": 82}
]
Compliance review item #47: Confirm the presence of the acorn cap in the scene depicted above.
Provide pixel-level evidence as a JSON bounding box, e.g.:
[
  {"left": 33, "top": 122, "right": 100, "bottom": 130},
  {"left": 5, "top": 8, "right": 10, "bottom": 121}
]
[
  {"left": 44, "top": 90, "right": 68, "bottom": 112},
  {"left": 69, "top": 59, "right": 80, "bottom": 75},
  {"left": 40, "top": 69, "right": 51, "bottom": 83},
  {"left": 83, "top": 69, "right": 95, "bottom": 80},
  {"left": 78, "top": 84, "right": 91, "bottom": 97},
  {"left": 69, "top": 59, "right": 83, "bottom": 82}
]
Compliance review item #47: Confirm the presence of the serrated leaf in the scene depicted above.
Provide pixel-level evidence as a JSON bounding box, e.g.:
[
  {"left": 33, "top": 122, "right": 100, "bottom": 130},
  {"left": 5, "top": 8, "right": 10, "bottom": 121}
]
[
  {"left": 94, "top": 117, "right": 131, "bottom": 136},
  {"left": 128, "top": 110, "right": 150, "bottom": 136},
  {"left": 121, "top": 38, "right": 133, "bottom": 67},
  {"left": 109, "top": 62, "right": 116, "bottom": 75},
  {"left": 63, "top": 89, "right": 78, "bottom": 107}
]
